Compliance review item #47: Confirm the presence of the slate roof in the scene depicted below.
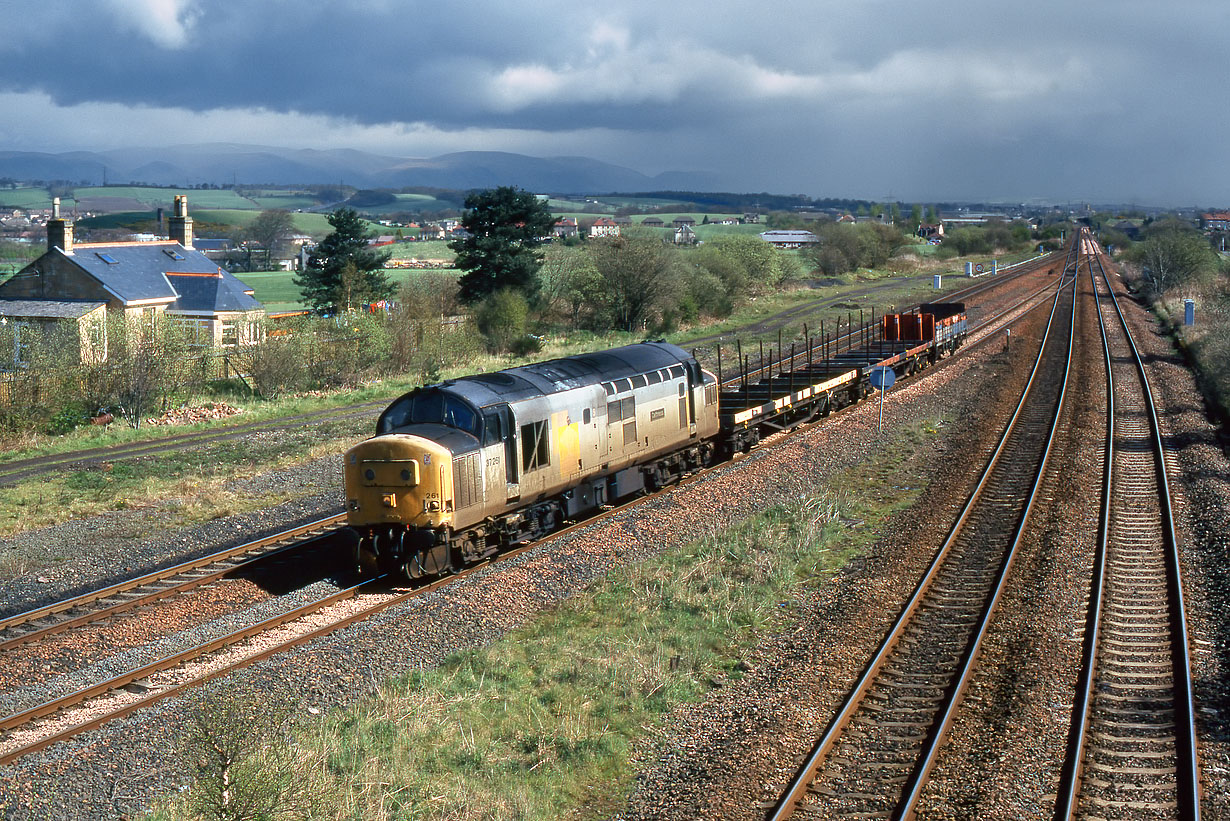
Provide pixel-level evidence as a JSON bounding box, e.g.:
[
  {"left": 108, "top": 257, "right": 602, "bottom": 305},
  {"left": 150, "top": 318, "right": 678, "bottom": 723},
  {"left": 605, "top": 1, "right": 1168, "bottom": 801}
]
[
  {"left": 59, "top": 242, "right": 261, "bottom": 313},
  {"left": 167, "top": 273, "right": 263, "bottom": 314},
  {"left": 0, "top": 298, "right": 106, "bottom": 319}
]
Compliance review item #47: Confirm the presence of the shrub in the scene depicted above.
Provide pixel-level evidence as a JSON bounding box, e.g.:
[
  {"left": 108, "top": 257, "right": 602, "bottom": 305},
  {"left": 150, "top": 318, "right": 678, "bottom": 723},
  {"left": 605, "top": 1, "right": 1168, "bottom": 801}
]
[{"left": 476, "top": 288, "right": 530, "bottom": 353}]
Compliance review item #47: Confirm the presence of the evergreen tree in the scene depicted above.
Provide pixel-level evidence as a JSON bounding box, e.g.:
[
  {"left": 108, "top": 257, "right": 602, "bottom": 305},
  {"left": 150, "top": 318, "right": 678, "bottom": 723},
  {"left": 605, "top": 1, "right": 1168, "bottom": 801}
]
[
  {"left": 451, "top": 187, "right": 555, "bottom": 305},
  {"left": 295, "top": 207, "right": 392, "bottom": 313}
]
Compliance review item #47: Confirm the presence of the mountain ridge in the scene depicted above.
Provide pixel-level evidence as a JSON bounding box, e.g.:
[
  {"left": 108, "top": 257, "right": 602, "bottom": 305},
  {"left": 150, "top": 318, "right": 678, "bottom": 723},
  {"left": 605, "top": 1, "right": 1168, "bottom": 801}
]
[{"left": 0, "top": 144, "right": 718, "bottom": 194}]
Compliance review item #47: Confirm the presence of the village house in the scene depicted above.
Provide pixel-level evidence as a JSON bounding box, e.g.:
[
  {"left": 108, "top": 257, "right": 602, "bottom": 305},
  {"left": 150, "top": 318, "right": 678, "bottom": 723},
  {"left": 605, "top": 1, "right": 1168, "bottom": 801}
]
[
  {"left": 641, "top": 217, "right": 665, "bottom": 227},
  {"left": 0, "top": 196, "right": 264, "bottom": 361},
  {"left": 589, "top": 217, "right": 620, "bottom": 238},
  {"left": 553, "top": 217, "right": 579, "bottom": 238},
  {"left": 1201, "top": 212, "right": 1230, "bottom": 232}
]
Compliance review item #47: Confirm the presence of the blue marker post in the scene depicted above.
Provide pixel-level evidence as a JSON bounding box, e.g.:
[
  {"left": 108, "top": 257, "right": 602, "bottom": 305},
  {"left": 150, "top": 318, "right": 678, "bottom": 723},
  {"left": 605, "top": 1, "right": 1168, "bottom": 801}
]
[{"left": 869, "top": 366, "right": 896, "bottom": 433}]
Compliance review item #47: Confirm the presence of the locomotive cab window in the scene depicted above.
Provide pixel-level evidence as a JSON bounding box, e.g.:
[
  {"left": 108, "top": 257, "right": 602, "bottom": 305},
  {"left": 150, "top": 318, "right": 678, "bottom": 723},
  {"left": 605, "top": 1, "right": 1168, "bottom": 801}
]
[{"left": 521, "top": 420, "right": 550, "bottom": 471}]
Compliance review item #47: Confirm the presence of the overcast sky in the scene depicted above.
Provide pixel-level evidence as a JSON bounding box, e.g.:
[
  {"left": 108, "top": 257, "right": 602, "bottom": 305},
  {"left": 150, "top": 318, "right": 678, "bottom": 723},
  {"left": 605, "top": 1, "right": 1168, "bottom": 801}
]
[{"left": 0, "top": 0, "right": 1224, "bottom": 205}]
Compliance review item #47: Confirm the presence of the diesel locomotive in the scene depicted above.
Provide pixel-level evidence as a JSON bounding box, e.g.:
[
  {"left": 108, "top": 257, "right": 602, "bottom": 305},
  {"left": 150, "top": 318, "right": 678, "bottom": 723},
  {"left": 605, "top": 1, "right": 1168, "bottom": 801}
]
[{"left": 344, "top": 341, "right": 720, "bottom": 578}]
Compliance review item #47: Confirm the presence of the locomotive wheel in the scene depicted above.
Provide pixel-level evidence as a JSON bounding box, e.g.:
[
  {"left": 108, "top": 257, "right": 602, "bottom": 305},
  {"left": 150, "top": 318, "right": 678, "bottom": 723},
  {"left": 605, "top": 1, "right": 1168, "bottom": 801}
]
[{"left": 401, "top": 543, "right": 451, "bottom": 581}]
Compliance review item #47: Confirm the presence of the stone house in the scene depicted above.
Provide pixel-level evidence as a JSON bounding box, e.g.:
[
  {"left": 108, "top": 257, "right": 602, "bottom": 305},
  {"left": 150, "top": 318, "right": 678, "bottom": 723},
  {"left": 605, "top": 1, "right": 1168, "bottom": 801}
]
[{"left": 0, "top": 196, "right": 264, "bottom": 355}]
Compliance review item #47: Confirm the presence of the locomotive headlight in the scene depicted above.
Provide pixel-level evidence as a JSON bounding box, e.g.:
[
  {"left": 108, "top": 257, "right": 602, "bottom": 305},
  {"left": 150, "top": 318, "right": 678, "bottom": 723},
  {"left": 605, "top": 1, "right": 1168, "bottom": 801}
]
[{"left": 428, "top": 500, "right": 441, "bottom": 512}]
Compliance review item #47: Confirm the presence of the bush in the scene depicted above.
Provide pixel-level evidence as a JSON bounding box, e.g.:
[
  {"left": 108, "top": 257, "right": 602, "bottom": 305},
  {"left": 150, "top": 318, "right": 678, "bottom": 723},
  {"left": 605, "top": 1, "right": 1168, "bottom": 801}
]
[
  {"left": 476, "top": 288, "right": 530, "bottom": 353},
  {"left": 45, "top": 403, "right": 89, "bottom": 435}
]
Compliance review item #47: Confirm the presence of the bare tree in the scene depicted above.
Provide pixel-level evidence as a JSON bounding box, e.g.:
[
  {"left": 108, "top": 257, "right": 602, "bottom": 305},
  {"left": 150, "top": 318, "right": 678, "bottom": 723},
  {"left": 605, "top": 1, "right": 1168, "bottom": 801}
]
[
  {"left": 246, "top": 209, "right": 296, "bottom": 269},
  {"left": 588, "top": 231, "right": 679, "bottom": 332}
]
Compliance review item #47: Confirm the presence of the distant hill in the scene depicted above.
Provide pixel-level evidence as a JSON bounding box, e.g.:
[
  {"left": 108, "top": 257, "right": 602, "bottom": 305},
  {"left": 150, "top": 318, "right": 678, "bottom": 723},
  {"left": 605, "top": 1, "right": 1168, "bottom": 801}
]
[{"left": 0, "top": 144, "right": 718, "bottom": 194}]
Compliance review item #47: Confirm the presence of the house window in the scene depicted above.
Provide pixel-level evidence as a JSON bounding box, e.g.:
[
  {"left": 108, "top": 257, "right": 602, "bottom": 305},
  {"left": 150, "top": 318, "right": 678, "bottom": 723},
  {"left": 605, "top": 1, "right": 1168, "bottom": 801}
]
[
  {"left": 520, "top": 420, "right": 550, "bottom": 472},
  {"left": 221, "top": 320, "right": 238, "bottom": 347},
  {"left": 174, "top": 317, "right": 211, "bottom": 346}
]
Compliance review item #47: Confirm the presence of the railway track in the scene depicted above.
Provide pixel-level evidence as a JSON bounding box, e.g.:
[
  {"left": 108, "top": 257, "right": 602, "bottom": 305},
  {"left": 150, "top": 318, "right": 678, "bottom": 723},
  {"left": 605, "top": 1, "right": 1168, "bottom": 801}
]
[
  {"left": 767, "top": 242, "right": 1080, "bottom": 820},
  {"left": 0, "top": 461, "right": 724, "bottom": 766},
  {"left": 0, "top": 513, "right": 347, "bottom": 652},
  {"left": 1053, "top": 236, "right": 1201, "bottom": 819},
  {"left": 0, "top": 401, "right": 387, "bottom": 487}
]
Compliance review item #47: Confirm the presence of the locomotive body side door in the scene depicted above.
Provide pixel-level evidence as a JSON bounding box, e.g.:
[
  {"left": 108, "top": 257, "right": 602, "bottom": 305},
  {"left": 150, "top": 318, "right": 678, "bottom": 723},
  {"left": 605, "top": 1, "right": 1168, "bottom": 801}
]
[{"left": 481, "top": 405, "right": 519, "bottom": 504}]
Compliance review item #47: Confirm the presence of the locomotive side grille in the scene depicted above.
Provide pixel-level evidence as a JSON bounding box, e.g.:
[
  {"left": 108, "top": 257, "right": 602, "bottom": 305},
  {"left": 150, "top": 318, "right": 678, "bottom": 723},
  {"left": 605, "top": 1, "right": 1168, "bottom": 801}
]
[{"left": 453, "top": 452, "right": 483, "bottom": 510}]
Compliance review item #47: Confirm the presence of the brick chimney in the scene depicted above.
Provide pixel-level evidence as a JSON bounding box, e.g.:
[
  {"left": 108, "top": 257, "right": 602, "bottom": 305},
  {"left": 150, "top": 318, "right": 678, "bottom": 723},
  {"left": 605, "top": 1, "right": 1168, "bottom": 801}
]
[
  {"left": 168, "top": 195, "right": 193, "bottom": 248},
  {"left": 47, "top": 197, "right": 74, "bottom": 254}
]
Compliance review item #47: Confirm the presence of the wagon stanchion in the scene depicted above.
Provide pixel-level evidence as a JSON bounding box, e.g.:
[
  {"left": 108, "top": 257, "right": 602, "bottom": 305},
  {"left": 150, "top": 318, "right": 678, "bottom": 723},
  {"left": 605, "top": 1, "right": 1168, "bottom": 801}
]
[
  {"left": 789, "top": 343, "right": 796, "bottom": 397},
  {"left": 744, "top": 356, "right": 750, "bottom": 407},
  {"left": 737, "top": 340, "right": 745, "bottom": 391}
]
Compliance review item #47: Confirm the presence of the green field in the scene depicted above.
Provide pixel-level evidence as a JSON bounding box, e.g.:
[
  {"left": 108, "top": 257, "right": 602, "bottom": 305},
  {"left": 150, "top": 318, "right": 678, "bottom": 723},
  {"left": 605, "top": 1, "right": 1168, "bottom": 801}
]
[
  {"left": 0, "top": 187, "right": 57, "bottom": 209},
  {"left": 352, "top": 193, "right": 467, "bottom": 215},
  {"left": 385, "top": 240, "right": 455, "bottom": 260},
  {"left": 240, "top": 266, "right": 459, "bottom": 313},
  {"left": 195, "top": 210, "right": 346, "bottom": 237},
  {"left": 80, "top": 186, "right": 256, "bottom": 209},
  {"left": 591, "top": 195, "right": 696, "bottom": 209},
  {"left": 248, "top": 195, "right": 319, "bottom": 210}
]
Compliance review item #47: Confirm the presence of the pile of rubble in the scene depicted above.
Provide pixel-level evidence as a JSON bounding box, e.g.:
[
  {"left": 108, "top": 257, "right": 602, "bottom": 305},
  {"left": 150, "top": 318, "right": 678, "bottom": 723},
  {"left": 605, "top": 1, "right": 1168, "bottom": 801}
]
[{"left": 144, "top": 402, "right": 244, "bottom": 427}]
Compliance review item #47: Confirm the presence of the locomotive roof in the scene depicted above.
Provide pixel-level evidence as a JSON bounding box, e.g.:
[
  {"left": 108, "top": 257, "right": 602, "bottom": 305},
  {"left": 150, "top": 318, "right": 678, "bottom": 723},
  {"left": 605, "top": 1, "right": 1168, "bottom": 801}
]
[{"left": 434, "top": 341, "right": 694, "bottom": 408}]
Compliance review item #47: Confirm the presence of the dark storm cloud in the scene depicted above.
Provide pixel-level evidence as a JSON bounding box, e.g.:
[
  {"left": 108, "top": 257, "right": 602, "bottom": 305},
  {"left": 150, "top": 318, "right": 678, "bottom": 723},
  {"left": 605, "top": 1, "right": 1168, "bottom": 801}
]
[{"left": 0, "top": 0, "right": 1227, "bottom": 203}]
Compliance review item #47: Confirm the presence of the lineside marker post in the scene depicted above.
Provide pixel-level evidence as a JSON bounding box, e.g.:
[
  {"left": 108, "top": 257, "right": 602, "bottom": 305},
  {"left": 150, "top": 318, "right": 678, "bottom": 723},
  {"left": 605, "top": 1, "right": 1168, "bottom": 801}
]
[{"left": 869, "top": 366, "right": 895, "bottom": 433}]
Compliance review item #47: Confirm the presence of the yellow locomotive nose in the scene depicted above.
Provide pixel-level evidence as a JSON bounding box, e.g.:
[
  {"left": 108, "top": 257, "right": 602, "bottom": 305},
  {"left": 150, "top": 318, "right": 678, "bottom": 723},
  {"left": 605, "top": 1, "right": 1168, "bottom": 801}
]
[{"left": 344, "top": 434, "right": 453, "bottom": 529}]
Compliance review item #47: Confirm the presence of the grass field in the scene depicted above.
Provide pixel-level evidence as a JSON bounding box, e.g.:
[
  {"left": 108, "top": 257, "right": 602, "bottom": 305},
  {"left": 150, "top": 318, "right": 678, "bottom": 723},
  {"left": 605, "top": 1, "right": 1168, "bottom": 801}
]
[
  {"left": 0, "top": 187, "right": 57, "bottom": 209},
  {"left": 385, "top": 240, "right": 455, "bottom": 260},
  {"left": 241, "top": 266, "right": 458, "bottom": 312},
  {"left": 78, "top": 186, "right": 257, "bottom": 209},
  {"left": 195, "top": 210, "right": 344, "bottom": 237},
  {"left": 248, "top": 195, "right": 319, "bottom": 210}
]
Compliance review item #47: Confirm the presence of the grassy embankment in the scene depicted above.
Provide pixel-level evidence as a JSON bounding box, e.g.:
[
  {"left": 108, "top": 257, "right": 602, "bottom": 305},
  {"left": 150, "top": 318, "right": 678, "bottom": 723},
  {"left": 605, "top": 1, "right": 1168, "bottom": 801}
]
[
  {"left": 1135, "top": 265, "right": 1230, "bottom": 418},
  {"left": 151, "top": 415, "right": 943, "bottom": 820}
]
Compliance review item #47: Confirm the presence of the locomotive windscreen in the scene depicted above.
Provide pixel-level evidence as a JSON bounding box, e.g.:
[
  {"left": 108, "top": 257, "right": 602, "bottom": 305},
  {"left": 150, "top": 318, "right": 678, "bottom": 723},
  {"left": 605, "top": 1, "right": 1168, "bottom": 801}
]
[{"left": 377, "top": 389, "right": 481, "bottom": 436}]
